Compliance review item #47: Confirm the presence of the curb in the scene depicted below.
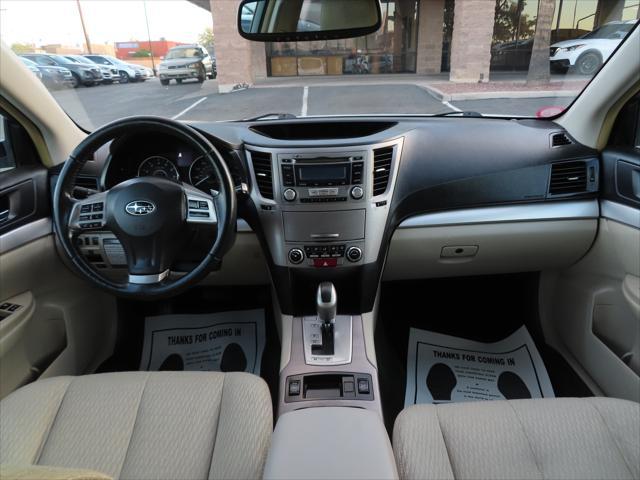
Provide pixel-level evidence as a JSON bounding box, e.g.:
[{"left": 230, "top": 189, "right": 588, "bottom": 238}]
[{"left": 423, "top": 84, "right": 581, "bottom": 101}]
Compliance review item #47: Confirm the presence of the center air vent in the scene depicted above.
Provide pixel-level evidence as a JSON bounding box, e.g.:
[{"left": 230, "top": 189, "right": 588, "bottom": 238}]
[
  {"left": 249, "top": 150, "right": 274, "bottom": 199},
  {"left": 551, "top": 132, "right": 572, "bottom": 147},
  {"left": 549, "top": 160, "right": 587, "bottom": 195},
  {"left": 372, "top": 146, "right": 394, "bottom": 196}
]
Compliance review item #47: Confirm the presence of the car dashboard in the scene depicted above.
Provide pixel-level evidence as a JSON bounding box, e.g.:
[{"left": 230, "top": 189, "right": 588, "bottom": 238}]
[{"left": 68, "top": 116, "right": 600, "bottom": 315}]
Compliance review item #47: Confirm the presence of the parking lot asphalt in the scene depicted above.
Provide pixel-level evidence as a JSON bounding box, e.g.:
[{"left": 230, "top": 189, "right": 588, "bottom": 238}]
[{"left": 52, "top": 77, "right": 575, "bottom": 129}]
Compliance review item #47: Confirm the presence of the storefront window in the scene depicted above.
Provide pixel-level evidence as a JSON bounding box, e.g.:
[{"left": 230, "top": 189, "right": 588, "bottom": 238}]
[{"left": 266, "top": 0, "right": 420, "bottom": 76}]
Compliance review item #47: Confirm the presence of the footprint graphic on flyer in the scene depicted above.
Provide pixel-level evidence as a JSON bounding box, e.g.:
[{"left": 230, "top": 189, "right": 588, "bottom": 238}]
[
  {"left": 158, "top": 353, "right": 185, "bottom": 371},
  {"left": 220, "top": 343, "right": 248, "bottom": 372},
  {"left": 497, "top": 371, "right": 532, "bottom": 399},
  {"left": 426, "top": 363, "right": 457, "bottom": 402}
]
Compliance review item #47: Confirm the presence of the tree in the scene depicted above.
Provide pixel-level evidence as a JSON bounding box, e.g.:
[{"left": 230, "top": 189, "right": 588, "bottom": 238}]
[
  {"left": 11, "top": 43, "right": 35, "bottom": 54},
  {"left": 527, "top": 0, "right": 556, "bottom": 85},
  {"left": 198, "top": 27, "right": 215, "bottom": 53},
  {"left": 493, "top": 0, "right": 536, "bottom": 44},
  {"left": 132, "top": 49, "right": 151, "bottom": 57}
]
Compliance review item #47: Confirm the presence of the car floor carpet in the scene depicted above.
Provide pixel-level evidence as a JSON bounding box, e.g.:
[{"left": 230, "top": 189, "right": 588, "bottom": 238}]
[
  {"left": 375, "top": 273, "right": 592, "bottom": 433},
  {"left": 96, "top": 285, "right": 281, "bottom": 415}
]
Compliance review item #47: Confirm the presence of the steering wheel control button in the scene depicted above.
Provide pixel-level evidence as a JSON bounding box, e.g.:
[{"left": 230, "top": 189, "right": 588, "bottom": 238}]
[
  {"left": 283, "top": 188, "right": 297, "bottom": 202},
  {"left": 288, "top": 248, "right": 304, "bottom": 265},
  {"left": 350, "top": 186, "right": 364, "bottom": 199},
  {"left": 80, "top": 205, "right": 92, "bottom": 213},
  {"left": 186, "top": 193, "right": 217, "bottom": 224},
  {"left": 92, "top": 203, "right": 104, "bottom": 212},
  {"left": 346, "top": 246, "right": 362, "bottom": 262}
]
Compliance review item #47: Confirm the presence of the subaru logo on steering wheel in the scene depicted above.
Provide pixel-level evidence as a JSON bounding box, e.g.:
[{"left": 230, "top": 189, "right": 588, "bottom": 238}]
[{"left": 125, "top": 200, "right": 156, "bottom": 216}]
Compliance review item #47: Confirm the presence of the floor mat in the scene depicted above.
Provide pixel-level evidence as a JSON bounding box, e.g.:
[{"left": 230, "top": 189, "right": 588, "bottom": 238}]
[
  {"left": 140, "top": 309, "right": 266, "bottom": 374},
  {"left": 404, "top": 325, "right": 555, "bottom": 406}
]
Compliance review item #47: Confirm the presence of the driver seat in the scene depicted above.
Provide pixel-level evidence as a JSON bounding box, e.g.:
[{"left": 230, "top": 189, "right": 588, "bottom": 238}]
[{"left": 0, "top": 371, "right": 272, "bottom": 480}]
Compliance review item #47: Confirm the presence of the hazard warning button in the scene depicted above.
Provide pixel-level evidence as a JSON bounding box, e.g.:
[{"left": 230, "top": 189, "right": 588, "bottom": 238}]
[{"left": 313, "top": 258, "right": 338, "bottom": 268}]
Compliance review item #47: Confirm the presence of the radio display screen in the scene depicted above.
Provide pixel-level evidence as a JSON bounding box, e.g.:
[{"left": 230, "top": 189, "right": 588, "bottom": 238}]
[{"left": 296, "top": 164, "right": 349, "bottom": 185}]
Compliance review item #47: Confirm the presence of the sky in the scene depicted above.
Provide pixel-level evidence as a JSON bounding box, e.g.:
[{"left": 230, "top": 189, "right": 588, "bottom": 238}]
[
  {"left": 0, "top": 0, "right": 213, "bottom": 48},
  {"left": 1, "top": 0, "right": 638, "bottom": 49}
]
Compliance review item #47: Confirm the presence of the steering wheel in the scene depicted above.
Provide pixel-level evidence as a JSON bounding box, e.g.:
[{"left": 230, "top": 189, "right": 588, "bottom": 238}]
[{"left": 53, "top": 117, "right": 237, "bottom": 300}]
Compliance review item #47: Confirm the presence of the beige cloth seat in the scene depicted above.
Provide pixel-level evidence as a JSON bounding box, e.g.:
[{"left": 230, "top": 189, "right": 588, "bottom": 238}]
[
  {"left": 0, "top": 371, "right": 272, "bottom": 480},
  {"left": 393, "top": 397, "right": 640, "bottom": 480}
]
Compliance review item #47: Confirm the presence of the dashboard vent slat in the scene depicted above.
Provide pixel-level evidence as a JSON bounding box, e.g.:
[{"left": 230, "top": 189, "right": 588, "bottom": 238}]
[
  {"left": 372, "top": 146, "right": 393, "bottom": 196},
  {"left": 249, "top": 150, "right": 274, "bottom": 199},
  {"left": 549, "top": 161, "right": 587, "bottom": 195},
  {"left": 551, "top": 132, "right": 572, "bottom": 147}
]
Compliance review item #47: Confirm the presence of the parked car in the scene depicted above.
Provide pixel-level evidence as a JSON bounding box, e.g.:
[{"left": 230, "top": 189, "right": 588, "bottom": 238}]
[
  {"left": 550, "top": 20, "right": 635, "bottom": 74},
  {"left": 20, "top": 55, "right": 76, "bottom": 89},
  {"left": 21, "top": 53, "right": 102, "bottom": 87},
  {"left": 64, "top": 55, "right": 120, "bottom": 84},
  {"left": 158, "top": 44, "right": 216, "bottom": 85},
  {"left": 83, "top": 54, "right": 144, "bottom": 83},
  {"left": 491, "top": 38, "right": 534, "bottom": 70},
  {"left": 18, "top": 57, "right": 43, "bottom": 80}
]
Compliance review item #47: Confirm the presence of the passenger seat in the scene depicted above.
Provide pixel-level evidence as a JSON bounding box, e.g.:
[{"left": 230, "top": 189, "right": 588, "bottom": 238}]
[{"left": 393, "top": 397, "right": 639, "bottom": 480}]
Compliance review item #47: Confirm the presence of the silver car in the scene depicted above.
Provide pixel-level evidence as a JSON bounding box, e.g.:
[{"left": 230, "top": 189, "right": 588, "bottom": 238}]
[{"left": 158, "top": 44, "right": 215, "bottom": 85}]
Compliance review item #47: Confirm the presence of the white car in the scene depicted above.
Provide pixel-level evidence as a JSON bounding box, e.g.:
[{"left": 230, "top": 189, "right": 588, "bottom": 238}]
[
  {"left": 83, "top": 54, "right": 144, "bottom": 83},
  {"left": 550, "top": 20, "right": 635, "bottom": 75}
]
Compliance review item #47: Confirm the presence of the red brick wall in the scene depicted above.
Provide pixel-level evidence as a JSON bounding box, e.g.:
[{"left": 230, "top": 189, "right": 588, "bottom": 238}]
[{"left": 115, "top": 40, "right": 184, "bottom": 59}]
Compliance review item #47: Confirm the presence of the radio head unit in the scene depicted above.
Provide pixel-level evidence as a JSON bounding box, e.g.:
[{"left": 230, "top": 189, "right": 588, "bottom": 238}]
[{"left": 278, "top": 151, "right": 366, "bottom": 203}]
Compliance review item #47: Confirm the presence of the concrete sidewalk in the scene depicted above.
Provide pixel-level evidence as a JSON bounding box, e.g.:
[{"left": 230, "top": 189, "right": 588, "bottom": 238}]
[{"left": 253, "top": 72, "right": 588, "bottom": 101}]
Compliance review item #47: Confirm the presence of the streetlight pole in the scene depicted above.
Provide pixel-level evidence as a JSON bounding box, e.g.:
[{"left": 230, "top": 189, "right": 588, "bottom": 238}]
[
  {"left": 143, "top": 0, "right": 156, "bottom": 74},
  {"left": 76, "top": 0, "right": 92, "bottom": 53}
]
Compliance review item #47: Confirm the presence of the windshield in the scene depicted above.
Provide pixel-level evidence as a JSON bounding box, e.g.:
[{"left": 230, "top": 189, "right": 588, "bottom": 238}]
[
  {"left": 166, "top": 47, "right": 203, "bottom": 59},
  {"left": 582, "top": 22, "right": 634, "bottom": 39},
  {"left": 2, "top": 0, "right": 638, "bottom": 130}
]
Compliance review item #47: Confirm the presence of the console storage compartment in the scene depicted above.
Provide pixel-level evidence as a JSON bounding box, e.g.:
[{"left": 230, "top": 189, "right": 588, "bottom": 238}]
[
  {"left": 263, "top": 407, "right": 398, "bottom": 480},
  {"left": 283, "top": 210, "right": 365, "bottom": 242}
]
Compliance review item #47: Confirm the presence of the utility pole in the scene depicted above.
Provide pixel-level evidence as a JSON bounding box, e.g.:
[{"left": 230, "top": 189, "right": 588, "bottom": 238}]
[
  {"left": 76, "top": 0, "right": 92, "bottom": 53},
  {"left": 143, "top": 0, "right": 156, "bottom": 74}
]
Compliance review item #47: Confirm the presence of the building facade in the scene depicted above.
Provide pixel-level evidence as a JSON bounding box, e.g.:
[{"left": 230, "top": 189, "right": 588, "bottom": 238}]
[{"left": 197, "top": 0, "right": 640, "bottom": 91}]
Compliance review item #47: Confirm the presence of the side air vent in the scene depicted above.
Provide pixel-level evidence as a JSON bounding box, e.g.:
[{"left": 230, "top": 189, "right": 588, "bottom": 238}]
[
  {"left": 72, "top": 176, "right": 99, "bottom": 199},
  {"left": 75, "top": 176, "right": 98, "bottom": 190},
  {"left": 372, "top": 146, "right": 394, "bottom": 196},
  {"left": 551, "top": 132, "right": 572, "bottom": 147},
  {"left": 249, "top": 150, "right": 274, "bottom": 199},
  {"left": 549, "top": 161, "right": 587, "bottom": 195}
]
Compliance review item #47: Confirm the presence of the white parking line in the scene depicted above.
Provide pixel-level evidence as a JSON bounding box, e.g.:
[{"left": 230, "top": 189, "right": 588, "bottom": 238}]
[
  {"left": 301, "top": 86, "right": 309, "bottom": 117},
  {"left": 172, "top": 97, "right": 207, "bottom": 120},
  {"left": 443, "top": 100, "right": 461, "bottom": 112}
]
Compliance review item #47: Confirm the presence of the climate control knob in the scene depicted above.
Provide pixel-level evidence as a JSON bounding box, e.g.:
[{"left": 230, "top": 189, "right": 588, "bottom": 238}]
[
  {"left": 283, "top": 188, "right": 297, "bottom": 202},
  {"left": 350, "top": 185, "right": 364, "bottom": 200},
  {"left": 346, "top": 246, "right": 362, "bottom": 263},
  {"left": 288, "top": 248, "right": 304, "bottom": 264}
]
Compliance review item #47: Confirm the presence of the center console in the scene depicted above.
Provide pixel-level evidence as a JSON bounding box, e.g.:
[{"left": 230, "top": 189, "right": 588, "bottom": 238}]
[
  {"left": 277, "top": 282, "right": 382, "bottom": 418},
  {"left": 246, "top": 140, "right": 402, "bottom": 272},
  {"left": 269, "top": 284, "right": 395, "bottom": 478}
]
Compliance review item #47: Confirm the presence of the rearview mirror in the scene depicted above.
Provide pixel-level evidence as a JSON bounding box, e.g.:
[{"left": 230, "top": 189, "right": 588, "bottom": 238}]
[{"left": 238, "top": 0, "right": 382, "bottom": 42}]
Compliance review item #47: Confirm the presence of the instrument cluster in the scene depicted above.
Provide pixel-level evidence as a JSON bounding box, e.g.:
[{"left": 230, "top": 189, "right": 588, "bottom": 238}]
[{"left": 103, "top": 133, "right": 246, "bottom": 193}]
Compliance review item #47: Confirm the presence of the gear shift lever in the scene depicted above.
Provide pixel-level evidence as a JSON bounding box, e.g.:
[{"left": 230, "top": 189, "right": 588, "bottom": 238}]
[
  {"left": 312, "top": 282, "right": 337, "bottom": 356},
  {"left": 317, "top": 282, "right": 337, "bottom": 325}
]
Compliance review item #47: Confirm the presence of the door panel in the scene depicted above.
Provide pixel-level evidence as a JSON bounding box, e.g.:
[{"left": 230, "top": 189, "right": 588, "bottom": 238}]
[
  {"left": 0, "top": 112, "right": 117, "bottom": 398},
  {"left": 540, "top": 99, "right": 640, "bottom": 401}
]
